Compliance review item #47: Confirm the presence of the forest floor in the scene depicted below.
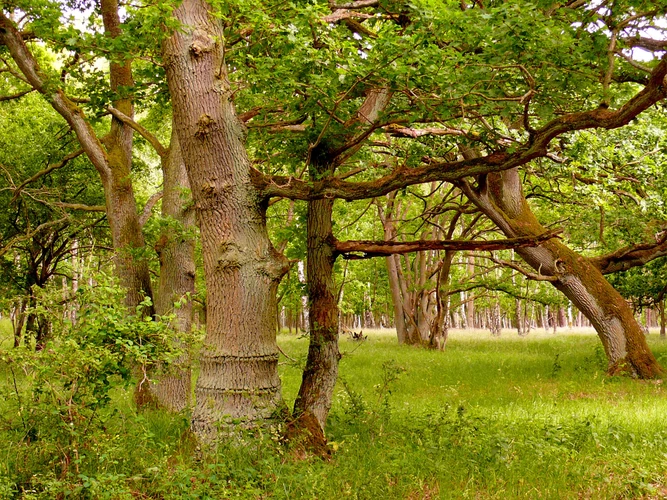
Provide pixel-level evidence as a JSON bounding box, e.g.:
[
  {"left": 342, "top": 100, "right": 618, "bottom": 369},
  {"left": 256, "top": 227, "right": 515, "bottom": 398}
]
[{"left": 3, "top": 322, "right": 667, "bottom": 498}]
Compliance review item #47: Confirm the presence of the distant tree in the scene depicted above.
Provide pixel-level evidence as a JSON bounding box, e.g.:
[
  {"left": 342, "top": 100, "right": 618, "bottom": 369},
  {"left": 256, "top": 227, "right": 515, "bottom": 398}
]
[{"left": 609, "top": 259, "right": 667, "bottom": 338}]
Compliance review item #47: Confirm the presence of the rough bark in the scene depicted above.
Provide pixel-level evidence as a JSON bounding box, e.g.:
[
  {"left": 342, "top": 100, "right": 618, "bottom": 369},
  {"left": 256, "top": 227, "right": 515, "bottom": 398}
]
[
  {"left": 101, "top": 0, "right": 154, "bottom": 314},
  {"left": 463, "top": 168, "right": 664, "bottom": 378},
  {"left": 150, "top": 128, "right": 196, "bottom": 412},
  {"left": 293, "top": 192, "right": 340, "bottom": 431},
  {"left": 163, "top": 0, "right": 289, "bottom": 436}
]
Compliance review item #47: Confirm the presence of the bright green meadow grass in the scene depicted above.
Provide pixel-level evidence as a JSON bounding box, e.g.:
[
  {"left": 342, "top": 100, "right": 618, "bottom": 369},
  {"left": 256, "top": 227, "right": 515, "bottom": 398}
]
[{"left": 3, "top": 328, "right": 667, "bottom": 499}]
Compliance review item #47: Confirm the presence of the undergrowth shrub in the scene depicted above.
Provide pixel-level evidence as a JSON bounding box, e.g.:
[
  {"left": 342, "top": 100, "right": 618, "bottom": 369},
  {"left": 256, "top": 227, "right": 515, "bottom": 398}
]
[{"left": 0, "top": 276, "right": 186, "bottom": 497}]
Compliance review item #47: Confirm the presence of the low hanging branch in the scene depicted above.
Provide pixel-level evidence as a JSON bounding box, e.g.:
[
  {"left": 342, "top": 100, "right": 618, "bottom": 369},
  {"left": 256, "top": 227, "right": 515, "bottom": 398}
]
[{"left": 335, "top": 228, "right": 562, "bottom": 259}]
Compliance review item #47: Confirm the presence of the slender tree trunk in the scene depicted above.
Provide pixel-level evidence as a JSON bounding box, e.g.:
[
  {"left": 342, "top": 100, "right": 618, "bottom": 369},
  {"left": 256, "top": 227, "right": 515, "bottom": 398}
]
[
  {"left": 430, "top": 250, "right": 454, "bottom": 349},
  {"left": 464, "top": 168, "right": 664, "bottom": 377},
  {"left": 164, "top": 0, "right": 289, "bottom": 436},
  {"left": 101, "top": 0, "right": 154, "bottom": 313},
  {"left": 658, "top": 289, "right": 666, "bottom": 339},
  {"left": 466, "top": 256, "right": 476, "bottom": 328},
  {"left": 380, "top": 194, "right": 408, "bottom": 343},
  {"left": 293, "top": 194, "right": 340, "bottom": 432},
  {"left": 149, "top": 128, "right": 196, "bottom": 411},
  {"left": 12, "top": 297, "right": 27, "bottom": 348},
  {"left": 0, "top": 9, "right": 153, "bottom": 311}
]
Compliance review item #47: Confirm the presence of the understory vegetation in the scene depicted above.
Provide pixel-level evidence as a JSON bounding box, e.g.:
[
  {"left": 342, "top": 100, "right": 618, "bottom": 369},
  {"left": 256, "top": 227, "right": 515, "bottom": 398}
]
[{"left": 2, "top": 324, "right": 667, "bottom": 499}]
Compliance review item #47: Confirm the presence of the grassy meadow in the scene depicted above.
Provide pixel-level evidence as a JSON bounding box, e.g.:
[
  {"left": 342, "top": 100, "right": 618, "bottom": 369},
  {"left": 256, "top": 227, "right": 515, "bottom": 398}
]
[{"left": 2, "top": 323, "right": 667, "bottom": 498}]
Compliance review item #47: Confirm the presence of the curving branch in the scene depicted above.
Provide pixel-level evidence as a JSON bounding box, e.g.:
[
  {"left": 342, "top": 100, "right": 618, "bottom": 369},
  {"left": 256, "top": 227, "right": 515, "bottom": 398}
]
[
  {"left": 252, "top": 56, "right": 667, "bottom": 202},
  {"left": 0, "top": 217, "right": 69, "bottom": 259},
  {"left": 107, "top": 107, "right": 168, "bottom": 158},
  {"left": 485, "top": 254, "right": 559, "bottom": 282},
  {"left": 622, "top": 36, "right": 667, "bottom": 52},
  {"left": 12, "top": 149, "right": 85, "bottom": 201},
  {"left": 592, "top": 232, "right": 667, "bottom": 274},
  {"left": 138, "top": 191, "right": 164, "bottom": 227},
  {"left": 0, "top": 12, "right": 111, "bottom": 180},
  {"left": 335, "top": 228, "right": 562, "bottom": 259},
  {"left": 0, "top": 88, "right": 32, "bottom": 101}
]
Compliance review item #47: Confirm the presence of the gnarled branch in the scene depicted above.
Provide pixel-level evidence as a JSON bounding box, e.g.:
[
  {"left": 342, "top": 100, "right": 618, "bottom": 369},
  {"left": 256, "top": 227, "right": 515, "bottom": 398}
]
[
  {"left": 252, "top": 55, "right": 667, "bottom": 202},
  {"left": 592, "top": 232, "right": 667, "bottom": 274},
  {"left": 335, "top": 228, "right": 562, "bottom": 259}
]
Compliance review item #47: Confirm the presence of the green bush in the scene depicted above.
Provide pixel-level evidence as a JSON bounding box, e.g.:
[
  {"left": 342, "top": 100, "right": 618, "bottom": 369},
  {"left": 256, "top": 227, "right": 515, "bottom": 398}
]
[{"left": 0, "top": 276, "right": 184, "bottom": 497}]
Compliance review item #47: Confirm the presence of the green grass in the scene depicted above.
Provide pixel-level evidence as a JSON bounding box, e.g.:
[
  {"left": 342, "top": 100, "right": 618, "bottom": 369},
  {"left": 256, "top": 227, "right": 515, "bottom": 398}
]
[
  {"left": 3, "top": 328, "right": 667, "bottom": 498},
  {"left": 0, "top": 319, "right": 13, "bottom": 348}
]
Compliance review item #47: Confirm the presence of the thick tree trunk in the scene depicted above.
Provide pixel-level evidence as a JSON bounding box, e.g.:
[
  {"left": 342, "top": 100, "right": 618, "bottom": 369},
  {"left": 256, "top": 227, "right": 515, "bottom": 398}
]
[
  {"left": 164, "top": 0, "right": 288, "bottom": 436},
  {"left": 150, "top": 128, "right": 196, "bottom": 412},
  {"left": 464, "top": 168, "right": 664, "bottom": 377}
]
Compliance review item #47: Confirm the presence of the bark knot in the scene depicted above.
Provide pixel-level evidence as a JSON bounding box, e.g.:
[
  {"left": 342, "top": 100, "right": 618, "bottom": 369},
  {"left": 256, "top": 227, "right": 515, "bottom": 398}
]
[
  {"left": 190, "top": 29, "right": 215, "bottom": 57},
  {"left": 554, "top": 258, "right": 567, "bottom": 274},
  {"left": 195, "top": 114, "right": 215, "bottom": 139},
  {"left": 216, "top": 242, "right": 245, "bottom": 270}
]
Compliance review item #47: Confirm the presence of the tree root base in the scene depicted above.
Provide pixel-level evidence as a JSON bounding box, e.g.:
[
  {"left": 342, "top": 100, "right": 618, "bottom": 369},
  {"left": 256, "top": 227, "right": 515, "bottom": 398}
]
[{"left": 283, "top": 412, "right": 331, "bottom": 460}]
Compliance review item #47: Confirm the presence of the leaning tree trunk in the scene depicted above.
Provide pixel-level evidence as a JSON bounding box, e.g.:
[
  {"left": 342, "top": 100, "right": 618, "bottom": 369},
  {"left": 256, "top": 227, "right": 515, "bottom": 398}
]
[
  {"left": 0, "top": 8, "right": 153, "bottom": 311},
  {"left": 164, "top": 0, "right": 289, "bottom": 436},
  {"left": 465, "top": 168, "right": 664, "bottom": 377},
  {"left": 149, "top": 128, "right": 196, "bottom": 412}
]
